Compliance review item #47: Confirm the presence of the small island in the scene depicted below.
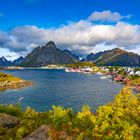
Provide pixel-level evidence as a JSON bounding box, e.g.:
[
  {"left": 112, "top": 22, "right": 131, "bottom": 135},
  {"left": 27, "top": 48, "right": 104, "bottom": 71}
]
[{"left": 0, "top": 72, "right": 32, "bottom": 91}]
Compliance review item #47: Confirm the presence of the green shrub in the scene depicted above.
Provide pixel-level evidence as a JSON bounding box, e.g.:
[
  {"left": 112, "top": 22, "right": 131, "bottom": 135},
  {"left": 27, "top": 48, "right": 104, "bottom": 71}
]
[
  {"left": 17, "top": 107, "right": 46, "bottom": 137},
  {"left": 0, "top": 104, "right": 22, "bottom": 117},
  {"left": 47, "top": 105, "right": 74, "bottom": 130}
]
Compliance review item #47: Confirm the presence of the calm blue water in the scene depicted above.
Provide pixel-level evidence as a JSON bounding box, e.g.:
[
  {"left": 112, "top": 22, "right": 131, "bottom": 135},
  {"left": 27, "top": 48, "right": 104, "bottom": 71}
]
[{"left": 0, "top": 69, "right": 123, "bottom": 112}]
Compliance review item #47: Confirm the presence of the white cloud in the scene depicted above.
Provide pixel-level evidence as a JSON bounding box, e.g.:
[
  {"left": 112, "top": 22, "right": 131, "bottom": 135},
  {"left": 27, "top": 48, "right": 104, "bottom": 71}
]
[
  {"left": 0, "top": 10, "right": 140, "bottom": 60},
  {"left": 88, "top": 10, "right": 131, "bottom": 22},
  {"left": 0, "top": 48, "right": 21, "bottom": 61}
]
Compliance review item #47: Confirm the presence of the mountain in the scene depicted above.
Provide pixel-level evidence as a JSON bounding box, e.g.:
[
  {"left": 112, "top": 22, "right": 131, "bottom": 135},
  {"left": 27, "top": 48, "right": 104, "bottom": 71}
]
[
  {"left": 0, "top": 56, "right": 24, "bottom": 67},
  {"left": 63, "top": 50, "right": 80, "bottom": 62},
  {"left": 85, "top": 48, "right": 140, "bottom": 66},
  {"left": 21, "top": 41, "right": 79, "bottom": 67},
  {"left": 1, "top": 46, "right": 140, "bottom": 67},
  {"left": 85, "top": 50, "right": 109, "bottom": 62},
  {"left": 13, "top": 57, "right": 24, "bottom": 65},
  {"left": 0, "top": 57, "right": 12, "bottom": 66}
]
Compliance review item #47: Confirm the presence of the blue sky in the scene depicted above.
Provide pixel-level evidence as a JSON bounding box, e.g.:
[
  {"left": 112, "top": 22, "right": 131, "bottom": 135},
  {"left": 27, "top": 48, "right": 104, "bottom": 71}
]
[
  {"left": 0, "top": 0, "right": 140, "bottom": 30},
  {"left": 0, "top": 0, "right": 140, "bottom": 60}
]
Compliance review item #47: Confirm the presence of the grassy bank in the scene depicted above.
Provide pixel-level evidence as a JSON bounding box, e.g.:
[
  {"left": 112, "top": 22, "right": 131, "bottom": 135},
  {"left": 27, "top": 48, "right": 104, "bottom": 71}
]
[
  {"left": 65, "top": 62, "right": 96, "bottom": 68},
  {"left": 0, "top": 87, "right": 139, "bottom": 140}
]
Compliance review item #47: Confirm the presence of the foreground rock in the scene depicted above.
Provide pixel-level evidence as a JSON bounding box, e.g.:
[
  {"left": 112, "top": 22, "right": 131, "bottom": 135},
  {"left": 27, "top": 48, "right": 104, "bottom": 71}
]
[
  {"left": 22, "top": 125, "right": 50, "bottom": 140},
  {"left": 0, "top": 113, "right": 20, "bottom": 128},
  {"left": 22, "top": 125, "right": 70, "bottom": 140}
]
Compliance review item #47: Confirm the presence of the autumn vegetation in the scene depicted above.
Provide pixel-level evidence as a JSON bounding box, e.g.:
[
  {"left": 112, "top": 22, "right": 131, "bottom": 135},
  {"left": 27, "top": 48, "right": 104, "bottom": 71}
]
[{"left": 0, "top": 87, "right": 139, "bottom": 139}]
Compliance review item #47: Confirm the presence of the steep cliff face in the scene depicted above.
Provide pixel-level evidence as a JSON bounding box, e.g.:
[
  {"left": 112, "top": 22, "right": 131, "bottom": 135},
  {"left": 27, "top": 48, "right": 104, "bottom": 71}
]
[{"left": 21, "top": 41, "right": 78, "bottom": 67}]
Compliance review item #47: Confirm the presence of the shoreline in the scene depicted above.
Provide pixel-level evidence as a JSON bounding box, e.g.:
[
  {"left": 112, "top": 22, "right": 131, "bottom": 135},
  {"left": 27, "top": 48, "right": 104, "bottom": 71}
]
[
  {"left": 64, "top": 66, "right": 140, "bottom": 92},
  {"left": 1, "top": 66, "right": 140, "bottom": 92},
  {"left": 0, "top": 72, "right": 32, "bottom": 91},
  {"left": 0, "top": 81, "right": 32, "bottom": 91}
]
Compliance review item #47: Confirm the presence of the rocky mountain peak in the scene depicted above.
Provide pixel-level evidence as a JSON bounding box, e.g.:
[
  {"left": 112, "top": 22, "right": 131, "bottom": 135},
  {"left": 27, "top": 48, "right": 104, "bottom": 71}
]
[
  {"left": 0, "top": 56, "right": 7, "bottom": 62},
  {"left": 112, "top": 48, "right": 126, "bottom": 53},
  {"left": 21, "top": 41, "right": 79, "bottom": 67},
  {"left": 44, "top": 41, "right": 56, "bottom": 48}
]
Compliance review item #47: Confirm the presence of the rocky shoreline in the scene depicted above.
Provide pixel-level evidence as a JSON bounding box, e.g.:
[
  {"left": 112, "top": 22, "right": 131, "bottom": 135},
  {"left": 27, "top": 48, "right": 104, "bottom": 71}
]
[
  {"left": 0, "top": 81, "right": 32, "bottom": 91},
  {"left": 0, "top": 72, "right": 32, "bottom": 91}
]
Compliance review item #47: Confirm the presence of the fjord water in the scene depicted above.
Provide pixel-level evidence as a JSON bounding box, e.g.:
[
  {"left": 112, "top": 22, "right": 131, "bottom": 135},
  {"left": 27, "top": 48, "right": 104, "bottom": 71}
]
[{"left": 0, "top": 69, "right": 123, "bottom": 112}]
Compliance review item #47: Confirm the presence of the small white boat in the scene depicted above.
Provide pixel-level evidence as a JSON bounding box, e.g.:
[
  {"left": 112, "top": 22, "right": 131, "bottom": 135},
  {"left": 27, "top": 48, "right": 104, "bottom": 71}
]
[
  {"left": 109, "top": 80, "right": 115, "bottom": 83},
  {"left": 107, "top": 75, "right": 112, "bottom": 78},
  {"left": 65, "top": 68, "right": 71, "bottom": 72},
  {"left": 97, "top": 72, "right": 103, "bottom": 75},
  {"left": 100, "top": 76, "right": 108, "bottom": 79},
  {"left": 19, "top": 97, "right": 24, "bottom": 101}
]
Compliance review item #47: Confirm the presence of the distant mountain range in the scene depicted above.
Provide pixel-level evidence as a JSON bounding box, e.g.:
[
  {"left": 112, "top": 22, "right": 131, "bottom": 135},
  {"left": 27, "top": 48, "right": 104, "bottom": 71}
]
[
  {"left": 13, "top": 57, "right": 24, "bottom": 65},
  {"left": 84, "top": 48, "right": 140, "bottom": 66},
  {"left": 0, "top": 56, "right": 24, "bottom": 67},
  {"left": 0, "top": 57, "right": 12, "bottom": 66},
  {"left": 0, "top": 41, "right": 140, "bottom": 67}
]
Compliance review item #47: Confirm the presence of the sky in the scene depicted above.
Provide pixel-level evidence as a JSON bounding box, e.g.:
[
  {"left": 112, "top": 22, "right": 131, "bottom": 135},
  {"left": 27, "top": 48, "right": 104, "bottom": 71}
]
[{"left": 0, "top": 0, "right": 140, "bottom": 60}]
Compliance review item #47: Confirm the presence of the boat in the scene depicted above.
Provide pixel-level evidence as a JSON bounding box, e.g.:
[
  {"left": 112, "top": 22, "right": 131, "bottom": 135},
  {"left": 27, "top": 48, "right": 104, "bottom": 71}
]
[
  {"left": 65, "top": 69, "right": 70, "bottom": 72},
  {"left": 109, "top": 80, "right": 115, "bottom": 83},
  {"left": 96, "top": 72, "right": 103, "bottom": 75},
  {"left": 19, "top": 97, "right": 24, "bottom": 101},
  {"left": 100, "top": 76, "right": 108, "bottom": 79},
  {"left": 65, "top": 68, "right": 73, "bottom": 72},
  {"left": 83, "top": 68, "right": 93, "bottom": 73}
]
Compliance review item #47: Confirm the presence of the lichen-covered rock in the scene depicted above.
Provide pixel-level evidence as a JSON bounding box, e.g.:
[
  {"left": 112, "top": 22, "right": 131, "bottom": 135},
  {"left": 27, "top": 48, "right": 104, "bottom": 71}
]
[
  {"left": 22, "top": 125, "right": 50, "bottom": 140},
  {"left": 0, "top": 113, "right": 20, "bottom": 128}
]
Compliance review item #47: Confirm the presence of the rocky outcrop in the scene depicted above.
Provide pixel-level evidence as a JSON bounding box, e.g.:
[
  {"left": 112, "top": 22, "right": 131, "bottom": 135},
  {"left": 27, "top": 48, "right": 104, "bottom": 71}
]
[
  {"left": 0, "top": 80, "right": 32, "bottom": 91},
  {"left": 0, "top": 113, "right": 20, "bottom": 128},
  {"left": 0, "top": 72, "right": 32, "bottom": 91},
  {"left": 22, "top": 125, "right": 49, "bottom": 140},
  {"left": 22, "top": 125, "right": 70, "bottom": 140}
]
